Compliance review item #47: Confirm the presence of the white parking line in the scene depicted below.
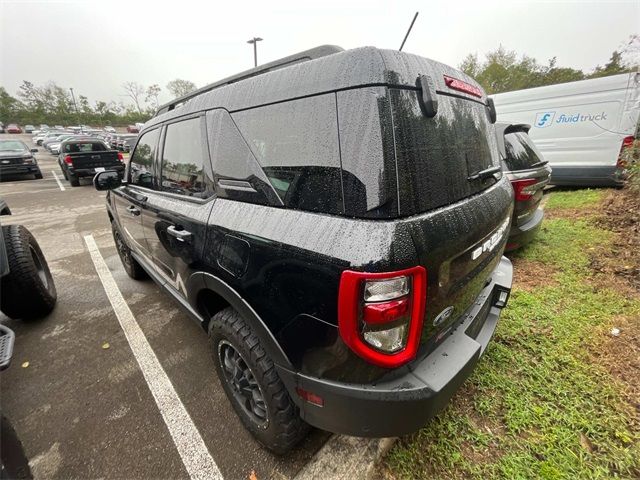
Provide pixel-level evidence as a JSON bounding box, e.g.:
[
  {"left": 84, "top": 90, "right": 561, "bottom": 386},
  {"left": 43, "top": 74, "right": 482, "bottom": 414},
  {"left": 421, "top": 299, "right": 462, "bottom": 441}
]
[
  {"left": 51, "top": 170, "right": 66, "bottom": 191},
  {"left": 84, "top": 234, "right": 223, "bottom": 480}
]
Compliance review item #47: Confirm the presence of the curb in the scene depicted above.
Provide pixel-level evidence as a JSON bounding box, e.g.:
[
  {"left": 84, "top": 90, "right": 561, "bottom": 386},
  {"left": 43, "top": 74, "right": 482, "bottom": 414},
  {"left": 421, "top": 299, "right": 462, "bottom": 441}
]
[{"left": 294, "top": 435, "right": 397, "bottom": 480}]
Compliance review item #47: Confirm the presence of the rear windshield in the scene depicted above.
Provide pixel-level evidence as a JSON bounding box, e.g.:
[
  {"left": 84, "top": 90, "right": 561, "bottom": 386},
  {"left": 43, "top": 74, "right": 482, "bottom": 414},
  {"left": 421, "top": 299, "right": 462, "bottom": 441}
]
[
  {"left": 390, "top": 89, "right": 500, "bottom": 216},
  {"left": 503, "top": 131, "right": 545, "bottom": 171},
  {"left": 64, "top": 142, "right": 107, "bottom": 153}
]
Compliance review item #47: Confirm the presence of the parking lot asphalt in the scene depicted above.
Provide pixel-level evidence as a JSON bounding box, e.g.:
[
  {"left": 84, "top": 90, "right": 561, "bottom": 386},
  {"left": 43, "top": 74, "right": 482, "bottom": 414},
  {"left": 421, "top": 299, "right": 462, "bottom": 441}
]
[{"left": 0, "top": 134, "right": 329, "bottom": 479}]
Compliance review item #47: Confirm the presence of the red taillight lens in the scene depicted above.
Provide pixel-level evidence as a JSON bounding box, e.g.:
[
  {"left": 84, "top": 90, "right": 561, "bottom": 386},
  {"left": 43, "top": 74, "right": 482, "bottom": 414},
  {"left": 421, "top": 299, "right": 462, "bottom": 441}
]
[
  {"left": 511, "top": 178, "right": 538, "bottom": 201},
  {"left": 617, "top": 135, "right": 635, "bottom": 168},
  {"left": 64, "top": 155, "right": 73, "bottom": 165},
  {"left": 117, "top": 152, "right": 124, "bottom": 161},
  {"left": 338, "top": 266, "right": 427, "bottom": 368},
  {"left": 443, "top": 75, "right": 483, "bottom": 98}
]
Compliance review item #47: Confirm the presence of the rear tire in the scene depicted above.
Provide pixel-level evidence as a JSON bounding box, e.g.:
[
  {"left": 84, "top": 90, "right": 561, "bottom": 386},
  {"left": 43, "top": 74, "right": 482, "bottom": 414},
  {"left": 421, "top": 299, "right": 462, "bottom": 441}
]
[
  {"left": 111, "top": 222, "right": 147, "bottom": 280},
  {"left": 68, "top": 173, "right": 80, "bottom": 187},
  {"left": 34, "top": 171, "right": 43, "bottom": 180},
  {"left": 209, "top": 307, "right": 309, "bottom": 454},
  {"left": 0, "top": 225, "right": 57, "bottom": 320}
]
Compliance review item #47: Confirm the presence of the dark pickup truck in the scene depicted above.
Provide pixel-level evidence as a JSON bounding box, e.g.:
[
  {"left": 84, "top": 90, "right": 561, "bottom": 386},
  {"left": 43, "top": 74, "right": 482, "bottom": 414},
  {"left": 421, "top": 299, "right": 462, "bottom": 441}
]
[{"left": 58, "top": 139, "right": 125, "bottom": 187}]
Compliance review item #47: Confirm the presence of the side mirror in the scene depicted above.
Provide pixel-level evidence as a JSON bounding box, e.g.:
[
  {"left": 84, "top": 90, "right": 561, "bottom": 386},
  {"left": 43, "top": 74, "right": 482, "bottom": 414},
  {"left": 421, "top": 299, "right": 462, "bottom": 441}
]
[
  {"left": 94, "top": 170, "right": 122, "bottom": 191},
  {"left": 30, "top": 148, "right": 38, "bottom": 153}
]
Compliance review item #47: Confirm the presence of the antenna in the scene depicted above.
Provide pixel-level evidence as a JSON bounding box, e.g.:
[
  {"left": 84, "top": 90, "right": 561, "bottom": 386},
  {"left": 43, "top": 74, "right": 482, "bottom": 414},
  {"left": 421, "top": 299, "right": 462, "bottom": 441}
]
[{"left": 399, "top": 12, "right": 419, "bottom": 52}]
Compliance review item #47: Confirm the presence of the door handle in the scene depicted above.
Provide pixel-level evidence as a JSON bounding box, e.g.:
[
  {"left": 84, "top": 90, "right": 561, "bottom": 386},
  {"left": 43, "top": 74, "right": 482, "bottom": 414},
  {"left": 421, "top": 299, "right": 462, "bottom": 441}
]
[
  {"left": 167, "top": 225, "right": 192, "bottom": 242},
  {"left": 126, "top": 205, "right": 140, "bottom": 216}
]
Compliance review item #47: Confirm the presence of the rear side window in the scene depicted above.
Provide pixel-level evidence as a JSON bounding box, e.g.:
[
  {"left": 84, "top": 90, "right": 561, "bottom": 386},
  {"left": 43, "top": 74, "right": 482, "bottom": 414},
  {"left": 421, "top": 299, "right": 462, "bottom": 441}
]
[
  {"left": 503, "top": 131, "right": 545, "bottom": 171},
  {"left": 129, "top": 129, "right": 159, "bottom": 188},
  {"left": 233, "top": 94, "right": 342, "bottom": 214},
  {"left": 160, "top": 117, "right": 213, "bottom": 199}
]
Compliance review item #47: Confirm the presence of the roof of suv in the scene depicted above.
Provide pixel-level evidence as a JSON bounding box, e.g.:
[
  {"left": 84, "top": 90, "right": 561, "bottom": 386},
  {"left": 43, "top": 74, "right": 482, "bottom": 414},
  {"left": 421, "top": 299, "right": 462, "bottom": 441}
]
[{"left": 147, "top": 46, "right": 487, "bottom": 131}]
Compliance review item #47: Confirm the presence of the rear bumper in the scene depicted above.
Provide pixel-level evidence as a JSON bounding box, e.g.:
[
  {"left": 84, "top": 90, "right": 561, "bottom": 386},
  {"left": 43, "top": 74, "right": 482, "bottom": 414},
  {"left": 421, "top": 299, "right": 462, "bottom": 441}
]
[
  {"left": 277, "top": 256, "right": 513, "bottom": 437},
  {"left": 505, "top": 207, "right": 544, "bottom": 251},
  {"left": 69, "top": 165, "right": 125, "bottom": 178},
  {"left": 0, "top": 165, "right": 41, "bottom": 177},
  {"left": 550, "top": 165, "right": 625, "bottom": 187}
]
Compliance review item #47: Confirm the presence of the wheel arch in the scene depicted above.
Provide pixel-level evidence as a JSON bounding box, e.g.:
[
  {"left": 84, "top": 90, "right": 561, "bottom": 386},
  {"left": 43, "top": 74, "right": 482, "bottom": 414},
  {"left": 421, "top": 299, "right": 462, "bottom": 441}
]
[{"left": 187, "top": 271, "right": 293, "bottom": 369}]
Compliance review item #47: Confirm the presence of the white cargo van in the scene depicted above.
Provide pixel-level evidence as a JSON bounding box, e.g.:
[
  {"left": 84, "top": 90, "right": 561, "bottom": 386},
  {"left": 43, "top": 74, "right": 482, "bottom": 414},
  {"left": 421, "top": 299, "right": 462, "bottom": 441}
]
[{"left": 492, "top": 73, "right": 640, "bottom": 186}]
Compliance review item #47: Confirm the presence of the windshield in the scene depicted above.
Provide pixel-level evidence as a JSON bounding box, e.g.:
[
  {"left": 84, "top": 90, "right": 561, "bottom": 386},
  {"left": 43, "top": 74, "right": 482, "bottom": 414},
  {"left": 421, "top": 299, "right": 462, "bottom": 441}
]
[{"left": 0, "top": 140, "right": 27, "bottom": 152}]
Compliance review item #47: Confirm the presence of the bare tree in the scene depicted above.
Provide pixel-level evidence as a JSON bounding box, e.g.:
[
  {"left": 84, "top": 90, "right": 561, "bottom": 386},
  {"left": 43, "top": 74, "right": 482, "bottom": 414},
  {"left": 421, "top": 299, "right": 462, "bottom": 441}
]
[
  {"left": 166, "top": 79, "right": 197, "bottom": 98},
  {"left": 122, "top": 81, "right": 145, "bottom": 113},
  {"left": 145, "top": 84, "right": 161, "bottom": 109}
]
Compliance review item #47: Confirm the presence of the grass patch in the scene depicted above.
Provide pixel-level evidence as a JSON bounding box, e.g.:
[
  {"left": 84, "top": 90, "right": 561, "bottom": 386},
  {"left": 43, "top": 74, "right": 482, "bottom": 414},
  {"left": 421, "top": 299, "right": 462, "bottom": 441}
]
[
  {"left": 383, "top": 190, "right": 640, "bottom": 480},
  {"left": 545, "top": 188, "right": 603, "bottom": 210}
]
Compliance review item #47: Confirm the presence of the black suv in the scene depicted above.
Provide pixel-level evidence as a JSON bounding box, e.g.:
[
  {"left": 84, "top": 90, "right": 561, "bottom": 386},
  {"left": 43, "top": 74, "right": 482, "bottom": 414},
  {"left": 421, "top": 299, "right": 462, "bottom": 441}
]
[{"left": 95, "top": 46, "right": 514, "bottom": 453}]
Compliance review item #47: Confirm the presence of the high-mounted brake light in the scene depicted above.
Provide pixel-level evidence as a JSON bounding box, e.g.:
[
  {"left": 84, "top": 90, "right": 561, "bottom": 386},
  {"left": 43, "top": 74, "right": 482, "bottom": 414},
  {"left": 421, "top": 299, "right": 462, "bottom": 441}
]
[
  {"left": 511, "top": 178, "right": 538, "bottom": 201},
  {"left": 338, "top": 266, "right": 427, "bottom": 368},
  {"left": 63, "top": 155, "right": 73, "bottom": 165},
  {"left": 443, "top": 75, "right": 483, "bottom": 98},
  {"left": 617, "top": 135, "right": 635, "bottom": 168},
  {"left": 117, "top": 152, "right": 124, "bottom": 161}
]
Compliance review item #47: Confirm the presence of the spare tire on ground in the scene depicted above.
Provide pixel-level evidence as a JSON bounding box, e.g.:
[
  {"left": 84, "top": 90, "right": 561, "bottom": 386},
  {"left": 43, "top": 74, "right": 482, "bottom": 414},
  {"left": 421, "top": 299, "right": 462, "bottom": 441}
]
[{"left": 0, "top": 225, "right": 57, "bottom": 320}]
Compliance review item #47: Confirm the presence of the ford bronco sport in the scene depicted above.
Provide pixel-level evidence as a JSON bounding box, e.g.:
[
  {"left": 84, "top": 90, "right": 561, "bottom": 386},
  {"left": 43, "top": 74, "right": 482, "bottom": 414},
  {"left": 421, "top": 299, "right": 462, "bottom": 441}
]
[{"left": 95, "top": 45, "right": 514, "bottom": 453}]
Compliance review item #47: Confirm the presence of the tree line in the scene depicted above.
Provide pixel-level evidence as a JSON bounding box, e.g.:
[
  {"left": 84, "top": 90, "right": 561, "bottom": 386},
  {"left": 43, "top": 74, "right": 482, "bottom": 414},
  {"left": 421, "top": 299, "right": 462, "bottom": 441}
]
[
  {"left": 1, "top": 36, "right": 637, "bottom": 126},
  {"left": 0, "top": 79, "right": 197, "bottom": 127}
]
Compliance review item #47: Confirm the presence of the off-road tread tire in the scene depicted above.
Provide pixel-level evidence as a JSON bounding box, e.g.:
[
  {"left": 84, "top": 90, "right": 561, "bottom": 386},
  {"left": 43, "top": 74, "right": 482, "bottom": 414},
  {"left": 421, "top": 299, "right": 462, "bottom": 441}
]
[
  {"left": 209, "top": 307, "right": 309, "bottom": 454},
  {"left": 68, "top": 173, "right": 80, "bottom": 187},
  {"left": 111, "top": 222, "right": 147, "bottom": 280},
  {"left": 0, "top": 225, "right": 56, "bottom": 320},
  {"left": 34, "top": 172, "right": 43, "bottom": 180}
]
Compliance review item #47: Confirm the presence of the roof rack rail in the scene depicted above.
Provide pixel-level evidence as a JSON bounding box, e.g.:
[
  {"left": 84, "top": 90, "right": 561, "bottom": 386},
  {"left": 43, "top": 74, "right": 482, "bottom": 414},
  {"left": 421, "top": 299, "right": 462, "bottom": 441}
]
[{"left": 154, "top": 45, "right": 344, "bottom": 117}]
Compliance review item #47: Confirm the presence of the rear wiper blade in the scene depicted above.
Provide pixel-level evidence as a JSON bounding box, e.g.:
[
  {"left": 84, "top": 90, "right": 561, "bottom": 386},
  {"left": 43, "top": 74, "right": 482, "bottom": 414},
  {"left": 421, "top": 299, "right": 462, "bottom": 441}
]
[{"left": 468, "top": 165, "right": 501, "bottom": 181}]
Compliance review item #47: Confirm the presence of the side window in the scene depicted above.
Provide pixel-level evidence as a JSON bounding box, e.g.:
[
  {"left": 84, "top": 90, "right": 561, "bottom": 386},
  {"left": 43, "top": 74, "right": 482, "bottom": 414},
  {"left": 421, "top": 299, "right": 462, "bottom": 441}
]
[
  {"left": 129, "top": 129, "right": 159, "bottom": 188},
  {"left": 232, "top": 94, "right": 342, "bottom": 214},
  {"left": 161, "top": 117, "right": 212, "bottom": 198}
]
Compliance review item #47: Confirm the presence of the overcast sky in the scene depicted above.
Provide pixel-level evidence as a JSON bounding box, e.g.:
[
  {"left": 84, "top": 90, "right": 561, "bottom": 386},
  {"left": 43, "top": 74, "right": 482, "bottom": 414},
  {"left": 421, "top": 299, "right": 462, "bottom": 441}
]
[{"left": 1, "top": 0, "right": 638, "bottom": 108}]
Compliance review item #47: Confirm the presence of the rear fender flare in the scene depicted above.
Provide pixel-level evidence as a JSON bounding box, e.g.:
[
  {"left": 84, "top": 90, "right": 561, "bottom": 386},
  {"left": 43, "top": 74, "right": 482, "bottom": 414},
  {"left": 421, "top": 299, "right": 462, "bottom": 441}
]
[{"left": 187, "top": 271, "right": 293, "bottom": 369}]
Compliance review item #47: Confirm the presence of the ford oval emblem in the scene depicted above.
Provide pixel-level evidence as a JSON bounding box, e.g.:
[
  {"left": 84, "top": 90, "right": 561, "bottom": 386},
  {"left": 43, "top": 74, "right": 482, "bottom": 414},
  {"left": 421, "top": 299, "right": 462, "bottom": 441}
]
[{"left": 433, "top": 306, "right": 454, "bottom": 326}]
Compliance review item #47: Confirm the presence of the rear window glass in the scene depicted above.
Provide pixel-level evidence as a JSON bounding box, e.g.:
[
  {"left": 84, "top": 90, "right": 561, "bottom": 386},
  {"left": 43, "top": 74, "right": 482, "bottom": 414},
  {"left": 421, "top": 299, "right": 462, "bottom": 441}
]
[
  {"left": 503, "top": 131, "right": 545, "bottom": 171},
  {"left": 390, "top": 89, "right": 499, "bottom": 216},
  {"left": 233, "top": 94, "right": 342, "bottom": 214},
  {"left": 64, "top": 142, "right": 106, "bottom": 153}
]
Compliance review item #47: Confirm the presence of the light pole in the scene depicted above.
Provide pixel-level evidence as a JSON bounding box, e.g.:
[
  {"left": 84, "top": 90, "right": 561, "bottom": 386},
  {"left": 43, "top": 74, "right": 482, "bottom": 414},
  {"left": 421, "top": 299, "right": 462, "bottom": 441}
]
[
  {"left": 247, "top": 37, "right": 263, "bottom": 67},
  {"left": 69, "top": 87, "right": 81, "bottom": 132}
]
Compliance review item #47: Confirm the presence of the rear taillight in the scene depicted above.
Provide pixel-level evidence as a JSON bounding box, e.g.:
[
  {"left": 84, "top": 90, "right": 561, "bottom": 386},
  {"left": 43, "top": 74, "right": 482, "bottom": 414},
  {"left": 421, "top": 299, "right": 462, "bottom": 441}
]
[
  {"left": 117, "top": 152, "right": 124, "bottom": 161},
  {"left": 617, "top": 135, "right": 635, "bottom": 168},
  {"left": 64, "top": 155, "right": 73, "bottom": 165},
  {"left": 338, "top": 266, "right": 427, "bottom": 368},
  {"left": 511, "top": 178, "right": 538, "bottom": 201}
]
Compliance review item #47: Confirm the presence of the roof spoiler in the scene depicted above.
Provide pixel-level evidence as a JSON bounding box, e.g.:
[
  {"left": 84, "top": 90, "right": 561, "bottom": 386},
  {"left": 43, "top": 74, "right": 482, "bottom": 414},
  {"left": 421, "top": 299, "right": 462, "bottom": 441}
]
[{"left": 155, "top": 45, "right": 344, "bottom": 117}]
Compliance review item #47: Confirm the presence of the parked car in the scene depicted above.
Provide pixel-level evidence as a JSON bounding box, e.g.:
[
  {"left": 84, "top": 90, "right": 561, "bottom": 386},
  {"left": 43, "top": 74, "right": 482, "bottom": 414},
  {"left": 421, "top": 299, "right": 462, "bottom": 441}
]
[
  {"left": 39, "top": 124, "right": 49, "bottom": 131},
  {"left": 36, "top": 130, "right": 66, "bottom": 146},
  {"left": 43, "top": 133, "right": 74, "bottom": 150},
  {"left": 0, "top": 139, "right": 42, "bottom": 179},
  {"left": 104, "top": 126, "right": 116, "bottom": 133},
  {"left": 126, "top": 125, "right": 139, "bottom": 133},
  {"left": 23, "top": 125, "right": 35, "bottom": 134},
  {"left": 122, "top": 136, "right": 137, "bottom": 153},
  {"left": 48, "top": 134, "right": 94, "bottom": 155},
  {"left": 116, "top": 134, "right": 137, "bottom": 151},
  {"left": 53, "top": 125, "right": 64, "bottom": 130},
  {"left": 5, "top": 125, "right": 22, "bottom": 134},
  {"left": 496, "top": 123, "right": 552, "bottom": 251},
  {"left": 58, "top": 139, "right": 124, "bottom": 186},
  {"left": 493, "top": 72, "right": 640, "bottom": 187},
  {"left": 94, "top": 45, "right": 514, "bottom": 453}
]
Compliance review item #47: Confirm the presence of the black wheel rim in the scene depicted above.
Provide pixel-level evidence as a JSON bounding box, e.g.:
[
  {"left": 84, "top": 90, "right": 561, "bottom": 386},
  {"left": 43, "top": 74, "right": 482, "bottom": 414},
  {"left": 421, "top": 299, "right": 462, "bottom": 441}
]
[
  {"left": 218, "top": 340, "right": 269, "bottom": 428},
  {"left": 29, "top": 245, "right": 49, "bottom": 289},
  {"left": 114, "top": 230, "right": 132, "bottom": 269}
]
